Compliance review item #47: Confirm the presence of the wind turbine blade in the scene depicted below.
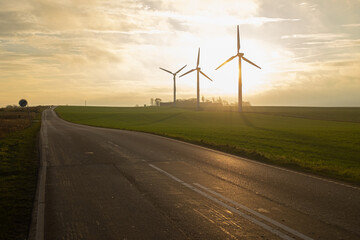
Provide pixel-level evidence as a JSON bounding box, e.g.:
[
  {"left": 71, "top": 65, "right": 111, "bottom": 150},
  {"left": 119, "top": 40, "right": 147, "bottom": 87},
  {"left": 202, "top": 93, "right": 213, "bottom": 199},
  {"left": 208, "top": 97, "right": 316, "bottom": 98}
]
[
  {"left": 242, "top": 57, "right": 261, "bottom": 69},
  {"left": 175, "top": 64, "right": 187, "bottom": 74},
  {"left": 237, "top": 25, "right": 240, "bottom": 52},
  {"left": 179, "top": 68, "right": 196, "bottom": 78},
  {"left": 159, "top": 67, "right": 173, "bottom": 74},
  {"left": 197, "top": 48, "right": 200, "bottom": 67},
  {"left": 215, "top": 55, "right": 237, "bottom": 70},
  {"left": 200, "top": 70, "right": 213, "bottom": 81}
]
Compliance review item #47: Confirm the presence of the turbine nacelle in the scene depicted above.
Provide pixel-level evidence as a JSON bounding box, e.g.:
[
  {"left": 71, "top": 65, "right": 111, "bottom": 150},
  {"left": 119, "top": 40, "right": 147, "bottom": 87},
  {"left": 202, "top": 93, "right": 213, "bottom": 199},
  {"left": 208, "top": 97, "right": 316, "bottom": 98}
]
[
  {"left": 179, "top": 48, "right": 213, "bottom": 81},
  {"left": 179, "top": 48, "right": 214, "bottom": 110},
  {"left": 215, "top": 26, "right": 261, "bottom": 70},
  {"left": 159, "top": 64, "right": 187, "bottom": 105},
  {"left": 159, "top": 65, "right": 187, "bottom": 77}
]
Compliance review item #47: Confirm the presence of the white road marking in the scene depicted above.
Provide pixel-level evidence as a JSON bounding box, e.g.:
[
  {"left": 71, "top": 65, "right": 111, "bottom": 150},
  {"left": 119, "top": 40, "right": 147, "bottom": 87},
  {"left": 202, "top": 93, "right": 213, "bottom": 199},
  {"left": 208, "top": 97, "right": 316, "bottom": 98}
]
[
  {"left": 149, "top": 163, "right": 306, "bottom": 240},
  {"left": 35, "top": 111, "right": 49, "bottom": 240},
  {"left": 194, "top": 183, "right": 313, "bottom": 240},
  {"left": 107, "top": 141, "right": 119, "bottom": 147}
]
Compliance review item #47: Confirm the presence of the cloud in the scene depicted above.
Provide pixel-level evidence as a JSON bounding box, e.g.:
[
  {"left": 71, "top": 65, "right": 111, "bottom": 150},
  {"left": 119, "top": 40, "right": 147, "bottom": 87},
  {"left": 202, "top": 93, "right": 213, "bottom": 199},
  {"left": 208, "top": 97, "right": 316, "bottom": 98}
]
[
  {"left": 248, "top": 84, "right": 360, "bottom": 107},
  {"left": 248, "top": 70, "right": 360, "bottom": 107},
  {"left": 0, "top": 0, "right": 359, "bottom": 107},
  {"left": 147, "top": 11, "right": 299, "bottom": 27},
  {"left": 281, "top": 33, "right": 348, "bottom": 40},
  {"left": 248, "top": 56, "right": 360, "bottom": 106},
  {"left": 0, "top": 11, "right": 35, "bottom": 35},
  {"left": 342, "top": 23, "right": 360, "bottom": 28}
]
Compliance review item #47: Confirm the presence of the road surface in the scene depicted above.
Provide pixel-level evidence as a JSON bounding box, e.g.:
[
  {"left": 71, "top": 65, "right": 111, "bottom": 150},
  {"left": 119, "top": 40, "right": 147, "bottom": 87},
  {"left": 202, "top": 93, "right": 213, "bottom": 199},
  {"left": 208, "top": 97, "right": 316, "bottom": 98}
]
[{"left": 34, "top": 108, "right": 360, "bottom": 239}]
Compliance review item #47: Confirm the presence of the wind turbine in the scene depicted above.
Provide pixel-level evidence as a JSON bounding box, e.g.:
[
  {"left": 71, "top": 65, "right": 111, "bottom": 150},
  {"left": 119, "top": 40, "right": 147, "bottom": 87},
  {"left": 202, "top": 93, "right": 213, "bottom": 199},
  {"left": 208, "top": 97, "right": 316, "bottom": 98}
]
[
  {"left": 215, "top": 25, "right": 261, "bottom": 112},
  {"left": 159, "top": 64, "right": 187, "bottom": 106},
  {"left": 179, "top": 48, "right": 213, "bottom": 111}
]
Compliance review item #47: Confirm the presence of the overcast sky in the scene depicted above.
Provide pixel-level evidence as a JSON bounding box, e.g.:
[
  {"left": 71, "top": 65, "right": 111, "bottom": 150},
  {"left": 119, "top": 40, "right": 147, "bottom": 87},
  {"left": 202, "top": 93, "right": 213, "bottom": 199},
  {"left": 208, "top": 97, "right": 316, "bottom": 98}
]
[{"left": 0, "top": 0, "right": 359, "bottom": 107}]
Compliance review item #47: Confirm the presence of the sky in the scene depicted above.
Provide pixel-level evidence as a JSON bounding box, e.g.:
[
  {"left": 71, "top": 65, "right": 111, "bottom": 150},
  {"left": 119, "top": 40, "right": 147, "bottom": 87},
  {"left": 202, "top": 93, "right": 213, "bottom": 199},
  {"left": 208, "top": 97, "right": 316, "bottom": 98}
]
[{"left": 0, "top": 0, "right": 359, "bottom": 107}]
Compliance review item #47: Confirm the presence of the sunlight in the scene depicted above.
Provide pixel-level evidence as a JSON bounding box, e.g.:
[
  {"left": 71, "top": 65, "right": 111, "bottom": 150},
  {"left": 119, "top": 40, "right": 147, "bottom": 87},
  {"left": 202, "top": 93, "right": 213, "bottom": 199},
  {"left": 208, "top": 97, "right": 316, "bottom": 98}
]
[{"left": 200, "top": 35, "right": 274, "bottom": 99}]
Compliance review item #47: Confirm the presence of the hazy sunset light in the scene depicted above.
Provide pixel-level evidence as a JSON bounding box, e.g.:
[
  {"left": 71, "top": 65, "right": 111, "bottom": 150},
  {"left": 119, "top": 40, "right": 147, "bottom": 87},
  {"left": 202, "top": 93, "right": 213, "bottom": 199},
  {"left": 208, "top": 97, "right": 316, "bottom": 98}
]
[{"left": 1, "top": 0, "right": 359, "bottom": 107}]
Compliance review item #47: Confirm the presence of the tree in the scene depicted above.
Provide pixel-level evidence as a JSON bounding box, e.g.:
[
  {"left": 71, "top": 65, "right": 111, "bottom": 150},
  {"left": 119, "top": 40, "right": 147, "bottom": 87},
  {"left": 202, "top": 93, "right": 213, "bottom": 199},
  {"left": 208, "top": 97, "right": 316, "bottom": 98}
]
[{"left": 155, "top": 98, "right": 162, "bottom": 106}]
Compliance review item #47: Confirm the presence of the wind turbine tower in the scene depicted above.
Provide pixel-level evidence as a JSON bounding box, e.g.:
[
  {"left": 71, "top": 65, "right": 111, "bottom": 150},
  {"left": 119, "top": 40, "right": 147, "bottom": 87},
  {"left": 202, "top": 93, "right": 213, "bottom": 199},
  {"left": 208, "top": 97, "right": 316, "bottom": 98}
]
[
  {"left": 179, "top": 48, "right": 213, "bottom": 111},
  {"left": 215, "top": 25, "right": 261, "bottom": 112},
  {"left": 159, "top": 65, "right": 187, "bottom": 106}
]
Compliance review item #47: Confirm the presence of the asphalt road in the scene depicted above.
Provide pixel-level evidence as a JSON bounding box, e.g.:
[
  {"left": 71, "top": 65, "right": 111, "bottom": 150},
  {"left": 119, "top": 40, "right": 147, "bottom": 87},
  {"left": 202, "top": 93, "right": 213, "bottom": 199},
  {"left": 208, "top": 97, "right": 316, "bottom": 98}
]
[{"left": 36, "top": 108, "right": 360, "bottom": 239}]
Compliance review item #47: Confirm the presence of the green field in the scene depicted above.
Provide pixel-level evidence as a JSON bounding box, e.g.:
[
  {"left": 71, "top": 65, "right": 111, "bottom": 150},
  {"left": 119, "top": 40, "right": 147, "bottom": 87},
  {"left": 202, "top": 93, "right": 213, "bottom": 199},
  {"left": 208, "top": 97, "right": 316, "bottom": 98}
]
[
  {"left": 56, "top": 106, "right": 360, "bottom": 184},
  {"left": 0, "top": 107, "right": 44, "bottom": 240},
  {"left": 0, "top": 122, "right": 40, "bottom": 240},
  {"left": 244, "top": 106, "right": 360, "bottom": 122}
]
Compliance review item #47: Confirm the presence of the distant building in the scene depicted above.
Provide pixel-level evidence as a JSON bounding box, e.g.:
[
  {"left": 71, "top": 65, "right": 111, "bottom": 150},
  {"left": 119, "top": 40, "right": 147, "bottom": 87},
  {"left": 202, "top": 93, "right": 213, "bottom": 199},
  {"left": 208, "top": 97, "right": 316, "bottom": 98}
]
[{"left": 159, "top": 102, "right": 174, "bottom": 107}]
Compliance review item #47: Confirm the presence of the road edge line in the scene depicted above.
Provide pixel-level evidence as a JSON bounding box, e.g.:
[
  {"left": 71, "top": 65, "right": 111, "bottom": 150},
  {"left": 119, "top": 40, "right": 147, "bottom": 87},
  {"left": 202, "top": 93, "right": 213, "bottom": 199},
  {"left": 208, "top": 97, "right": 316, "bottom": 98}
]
[
  {"left": 194, "top": 183, "right": 313, "bottom": 240},
  {"left": 149, "top": 163, "right": 297, "bottom": 240},
  {"left": 34, "top": 111, "right": 48, "bottom": 240}
]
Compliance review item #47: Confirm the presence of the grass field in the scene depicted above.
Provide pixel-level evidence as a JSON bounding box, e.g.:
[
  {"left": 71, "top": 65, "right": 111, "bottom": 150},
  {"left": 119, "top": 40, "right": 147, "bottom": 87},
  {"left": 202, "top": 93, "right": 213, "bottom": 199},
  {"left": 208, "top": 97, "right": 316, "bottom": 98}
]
[
  {"left": 0, "top": 106, "right": 42, "bottom": 138},
  {"left": 0, "top": 107, "right": 44, "bottom": 240},
  {"left": 244, "top": 106, "right": 360, "bottom": 122},
  {"left": 56, "top": 106, "right": 360, "bottom": 184}
]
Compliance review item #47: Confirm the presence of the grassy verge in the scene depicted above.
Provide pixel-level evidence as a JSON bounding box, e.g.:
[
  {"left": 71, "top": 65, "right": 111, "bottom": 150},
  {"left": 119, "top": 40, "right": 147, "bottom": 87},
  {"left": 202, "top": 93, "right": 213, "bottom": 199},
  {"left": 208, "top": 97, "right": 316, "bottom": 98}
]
[
  {"left": 0, "top": 119, "right": 41, "bottom": 240},
  {"left": 56, "top": 106, "right": 360, "bottom": 185}
]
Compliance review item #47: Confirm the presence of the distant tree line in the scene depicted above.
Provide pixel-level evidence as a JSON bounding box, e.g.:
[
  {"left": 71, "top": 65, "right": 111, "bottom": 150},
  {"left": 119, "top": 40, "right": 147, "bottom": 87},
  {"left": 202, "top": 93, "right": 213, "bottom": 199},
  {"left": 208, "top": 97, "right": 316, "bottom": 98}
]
[{"left": 149, "top": 97, "right": 251, "bottom": 108}]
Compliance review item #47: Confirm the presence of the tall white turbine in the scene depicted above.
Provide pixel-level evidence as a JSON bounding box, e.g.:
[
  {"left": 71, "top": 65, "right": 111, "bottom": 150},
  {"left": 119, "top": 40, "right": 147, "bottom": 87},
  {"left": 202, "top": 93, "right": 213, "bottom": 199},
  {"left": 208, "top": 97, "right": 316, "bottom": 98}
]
[
  {"left": 179, "top": 48, "right": 213, "bottom": 111},
  {"left": 159, "top": 65, "right": 187, "bottom": 106},
  {"left": 215, "top": 25, "right": 261, "bottom": 112}
]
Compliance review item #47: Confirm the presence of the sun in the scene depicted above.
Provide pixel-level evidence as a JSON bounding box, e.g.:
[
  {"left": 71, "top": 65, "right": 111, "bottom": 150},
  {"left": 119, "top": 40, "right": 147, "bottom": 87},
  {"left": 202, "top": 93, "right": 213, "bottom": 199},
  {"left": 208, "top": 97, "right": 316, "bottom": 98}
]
[
  {"left": 173, "top": 26, "right": 278, "bottom": 103},
  {"left": 200, "top": 35, "right": 269, "bottom": 99}
]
